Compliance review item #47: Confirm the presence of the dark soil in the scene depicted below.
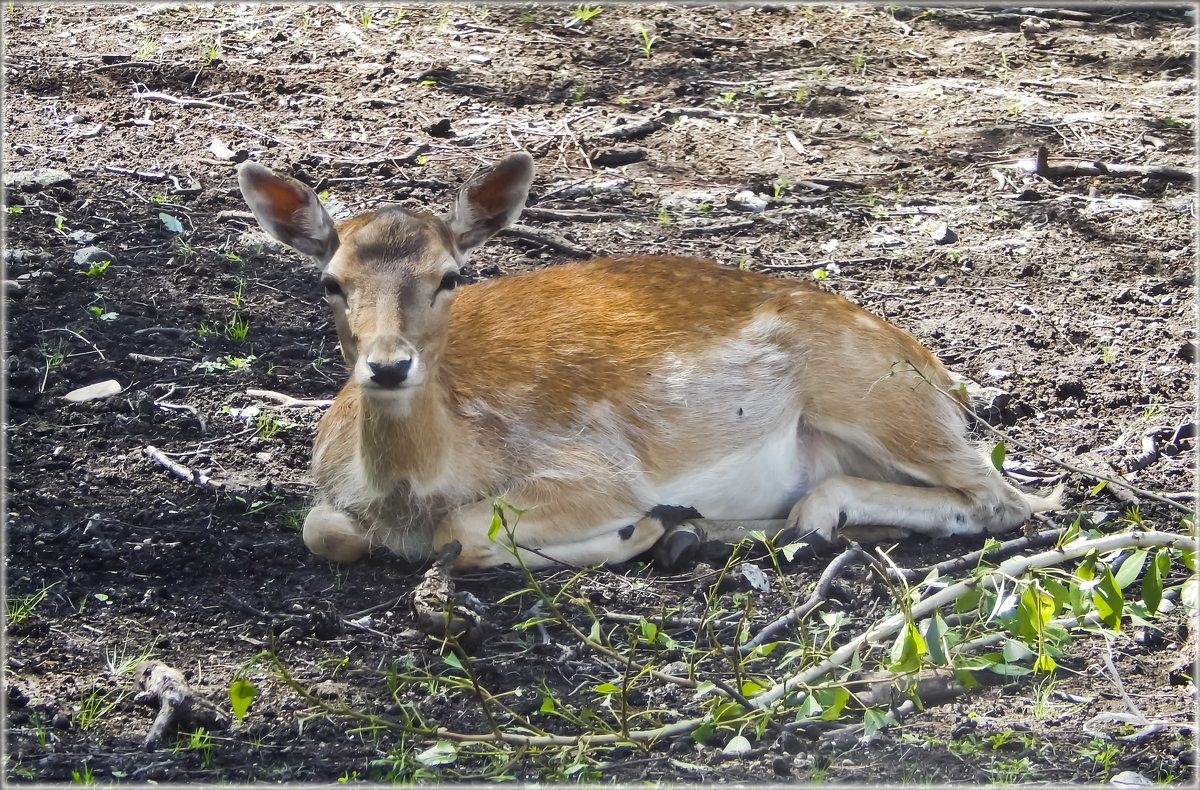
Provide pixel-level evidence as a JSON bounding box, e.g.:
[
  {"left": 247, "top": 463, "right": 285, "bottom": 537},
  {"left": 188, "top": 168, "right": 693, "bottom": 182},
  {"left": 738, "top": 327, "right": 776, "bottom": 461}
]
[{"left": 4, "top": 4, "right": 1196, "bottom": 785}]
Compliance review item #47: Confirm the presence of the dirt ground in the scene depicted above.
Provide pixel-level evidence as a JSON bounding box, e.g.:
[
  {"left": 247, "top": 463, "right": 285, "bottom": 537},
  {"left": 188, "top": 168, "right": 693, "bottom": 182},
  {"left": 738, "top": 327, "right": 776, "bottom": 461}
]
[{"left": 4, "top": 3, "right": 1196, "bottom": 785}]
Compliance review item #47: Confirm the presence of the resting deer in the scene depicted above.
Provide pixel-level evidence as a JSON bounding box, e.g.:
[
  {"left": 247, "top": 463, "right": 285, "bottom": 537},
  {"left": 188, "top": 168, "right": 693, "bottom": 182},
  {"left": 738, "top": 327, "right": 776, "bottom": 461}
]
[{"left": 238, "top": 153, "right": 1057, "bottom": 569}]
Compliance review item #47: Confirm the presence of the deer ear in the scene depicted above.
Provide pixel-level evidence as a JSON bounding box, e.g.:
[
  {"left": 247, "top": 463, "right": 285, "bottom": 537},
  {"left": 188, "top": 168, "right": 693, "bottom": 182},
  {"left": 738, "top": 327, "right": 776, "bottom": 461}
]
[
  {"left": 446, "top": 153, "right": 534, "bottom": 253},
  {"left": 238, "top": 162, "right": 339, "bottom": 267}
]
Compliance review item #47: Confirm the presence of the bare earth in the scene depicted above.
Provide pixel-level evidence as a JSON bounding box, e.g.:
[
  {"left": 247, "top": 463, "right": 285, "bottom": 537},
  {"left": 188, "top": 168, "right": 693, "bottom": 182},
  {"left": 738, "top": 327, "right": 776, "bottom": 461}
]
[{"left": 4, "top": 4, "right": 1196, "bottom": 785}]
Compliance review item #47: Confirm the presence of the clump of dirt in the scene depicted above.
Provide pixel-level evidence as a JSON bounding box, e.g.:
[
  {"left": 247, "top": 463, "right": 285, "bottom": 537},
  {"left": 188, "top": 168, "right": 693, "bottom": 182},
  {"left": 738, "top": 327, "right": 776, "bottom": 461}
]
[{"left": 4, "top": 4, "right": 1195, "bottom": 785}]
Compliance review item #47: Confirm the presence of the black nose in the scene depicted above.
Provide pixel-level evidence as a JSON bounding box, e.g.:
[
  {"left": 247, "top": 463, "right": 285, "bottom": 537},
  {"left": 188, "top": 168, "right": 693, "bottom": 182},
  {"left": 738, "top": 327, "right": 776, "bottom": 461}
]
[{"left": 368, "top": 359, "right": 412, "bottom": 387}]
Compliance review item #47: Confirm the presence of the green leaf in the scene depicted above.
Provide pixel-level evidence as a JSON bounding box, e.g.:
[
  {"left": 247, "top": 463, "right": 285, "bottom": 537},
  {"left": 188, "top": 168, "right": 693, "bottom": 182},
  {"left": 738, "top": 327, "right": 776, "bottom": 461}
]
[
  {"left": 862, "top": 708, "right": 897, "bottom": 737},
  {"left": 1143, "top": 549, "right": 1165, "bottom": 614},
  {"left": 889, "top": 622, "right": 927, "bottom": 672},
  {"left": 690, "top": 721, "right": 714, "bottom": 744},
  {"left": 924, "top": 613, "right": 950, "bottom": 665},
  {"left": 159, "top": 212, "right": 184, "bottom": 234},
  {"left": 1002, "top": 639, "right": 1034, "bottom": 664},
  {"left": 1114, "top": 549, "right": 1148, "bottom": 590},
  {"left": 594, "top": 682, "right": 622, "bottom": 694},
  {"left": 588, "top": 619, "right": 601, "bottom": 642},
  {"left": 487, "top": 510, "right": 503, "bottom": 541},
  {"left": 1016, "top": 585, "right": 1056, "bottom": 641},
  {"left": 416, "top": 740, "right": 457, "bottom": 766},
  {"left": 954, "top": 587, "right": 982, "bottom": 614},
  {"left": 229, "top": 679, "right": 257, "bottom": 722},
  {"left": 443, "top": 653, "right": 464, "bottom": 670},
  {"left": 540, "top": 696, "right": 556, "bottom": 713},
  {"left": 1089, "top": 480, "right": 1108, "bottom": 496},
  {"left": 796, "top": 693, "right": 823, "bottom": 718},
  {"left": 1093, "top": 567, "right": 1124, "bottom": 630},
  {"left": 989, "top": 441, "right": 1006, "bottom": 471},
  {"left": 814, "top": 686, "right": 850, "bottom": 720},
  {"left": 740, "top": 679, "right": 764, "bottom": 697},
  {"left": 1032, "top": 653, "right": 1057, "bottom": 672}
]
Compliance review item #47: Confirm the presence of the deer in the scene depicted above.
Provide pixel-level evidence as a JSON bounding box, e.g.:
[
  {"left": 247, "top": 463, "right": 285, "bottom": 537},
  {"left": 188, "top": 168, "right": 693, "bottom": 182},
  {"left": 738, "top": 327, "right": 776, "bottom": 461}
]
[{"left": 238, "top": 152, "right": 1059, "bottom": 571}]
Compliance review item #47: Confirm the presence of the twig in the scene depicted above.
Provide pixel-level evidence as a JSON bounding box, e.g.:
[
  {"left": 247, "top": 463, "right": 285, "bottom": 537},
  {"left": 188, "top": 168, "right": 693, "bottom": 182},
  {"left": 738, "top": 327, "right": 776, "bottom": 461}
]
[
  {"left": 1033, "top": 145, "right": 1194, "bottom": 182},
  {"left": 134, "top": 90, "right": 227, "bottom": 110},
  {"left": 739, "top": 547, "right": 872, "bottom": 653},
  {"left": 134, "top": 660, "right": 230, "bottom": 750},
  {"left": 38, "top": 327, "right": 107, "bottom": 361},
  {"left": 899, "top": 526, "right": 1066, "bottom": 583},
  {"left": 522, "top": 207, "right": 624, "bottom": 223},
  {"left": 245, "top": 388, "right": 333, "bottom": 409},
  {"left": 499, "top": 224, "right": 593, "bottom": 258},
  {"left": 143, "top": 445, "right": 220, "bottom": 489}
]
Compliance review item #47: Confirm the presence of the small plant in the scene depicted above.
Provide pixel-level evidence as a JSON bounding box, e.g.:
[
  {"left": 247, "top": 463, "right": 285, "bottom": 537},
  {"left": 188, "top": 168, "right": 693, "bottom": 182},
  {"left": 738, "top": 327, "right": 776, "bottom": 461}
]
[
  {"left": 176, "top": 727, "right": 216, "bottom": 768},
  {"left": 773, "top": 175, "right": 788, "bottom": 198},
  {"left": 170, "top": 235, "right": 195, "bottom": 259},
  {"left": 71, "top": 763, "right": 96, "bottom": 784},
  {"left": 851, "top": 49, "right": 867, "bottom": 75},
  {"left": 78, "top": 259, "right": 111, "bottom": 276},
  {"left": 1101, "top": 342, "right": 1117, "bottom": 365},
  {"left": 196, "top": 354, "right": 257, "bottom": 373},
  {"left": 359, "top": 8, "right": 371, "bottom": 27},
  {"left": 7, "top": 582, "right": 57, "bottom": 624},
  {"left": 571, "top": 4, "right": 601, "bottom": 22},
  {"left": 105, "top": 639, "right": 156, "bottom": 676},
  {"left": 634, "top": 23, "right": 657, "bottom": 59},
  {"left": 224, "top": 312, "right": 250, "bottom": 341},
  {"left": 136, "top": 36, "right": 159, "bottom": 58},
  {"left": 87, "top": 305, "right": 118, "bottom": 322},
  {"left": 255, "top": 411, "right": 291, "bottom": 438},
  {"left": 200, "top": 36, "right": 221, "bottom": 63},
  {"left": 6, "top": 204, "right": 24, "bottom": 213},
  {"left": 76, "top": 684, "right": 126, "bottom": 730}
]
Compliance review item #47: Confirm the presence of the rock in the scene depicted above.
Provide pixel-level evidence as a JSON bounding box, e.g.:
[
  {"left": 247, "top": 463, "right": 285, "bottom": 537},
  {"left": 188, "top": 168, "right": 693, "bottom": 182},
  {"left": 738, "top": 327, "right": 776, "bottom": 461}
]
[
  {"left": 238, "top": 229, "right": 287, "bottom": 256},
  {"left": 68, "top": 229, "right": 97, "bottom": 245},
  {"left": 1110, "top": 771, "right": 1153, "bottom": 786},
  {"left": 4, "top": 168, "right": 74, "bottom": 192},
  {"left": 930, "top": 222, "right": 958, "bottom": 245},
  {"left": 729, "top": 190, "right": 769, "bottom": 212},
  {"left": 590, "top": 145, "right": 646, "bottom": 167},
  {"left": 64, "top": 380, "right": 122, "bottom": 402},
  {"left": 73, "top": 246, "right": 114, "bottom": 267}
]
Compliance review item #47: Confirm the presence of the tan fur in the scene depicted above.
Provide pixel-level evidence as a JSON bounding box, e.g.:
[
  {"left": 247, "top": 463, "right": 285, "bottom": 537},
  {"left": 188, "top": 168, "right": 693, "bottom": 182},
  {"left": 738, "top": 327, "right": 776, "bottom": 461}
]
[{"left": 238, "top": 154, "right": 1056, "bottom": 569}]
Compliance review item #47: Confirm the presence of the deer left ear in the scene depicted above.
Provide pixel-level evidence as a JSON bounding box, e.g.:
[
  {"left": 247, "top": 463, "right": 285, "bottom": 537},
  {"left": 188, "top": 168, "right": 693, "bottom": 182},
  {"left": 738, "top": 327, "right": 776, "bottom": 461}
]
[
  {"left": 446, "top": 153, "right": 534, "bottom": 254},
  {"left": 238, "top": 162, "right": 340, "bottom": 268}
]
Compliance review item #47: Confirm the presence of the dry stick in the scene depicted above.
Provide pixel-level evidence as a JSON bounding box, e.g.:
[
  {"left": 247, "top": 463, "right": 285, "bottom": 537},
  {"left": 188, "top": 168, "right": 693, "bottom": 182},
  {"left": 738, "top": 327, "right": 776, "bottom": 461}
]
[
  {"left": 748, "top": 530, "right": 1195, "bottom": 712},
  {"left": 499, "top": 224, "right": 593, "bottom": 258},
  {"left": 245, "top": 388, "right": 333, "bottom": 409},
  {"left": 738, "top": 547, "right": 874, "bottom": 654},
  {"left": 134, "top": 90, "right": 228, "bottom": 110},
  {"left": 1033, "top": 145, "right": 1194, "bottom": 182},
  {"left": 968, "top": 408, "right": 1192, "bottom": 515},
  {"left": 143, "top": 445, "right": 220, "bottom": 489},
  {"left": 899, "top": 526, "right": 1066, "bottom": 584}
]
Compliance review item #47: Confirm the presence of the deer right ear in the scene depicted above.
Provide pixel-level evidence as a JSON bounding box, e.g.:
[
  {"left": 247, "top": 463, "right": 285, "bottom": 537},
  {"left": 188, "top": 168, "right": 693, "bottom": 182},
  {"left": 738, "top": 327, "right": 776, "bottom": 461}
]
[{"left": 238, "top": 162, "right": 339, "bottom": 267}]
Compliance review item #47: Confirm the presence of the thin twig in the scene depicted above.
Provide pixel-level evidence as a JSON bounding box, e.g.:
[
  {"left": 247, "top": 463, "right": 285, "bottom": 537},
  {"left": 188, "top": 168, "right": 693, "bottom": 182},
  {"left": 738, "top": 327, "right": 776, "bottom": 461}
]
[
  {"left": 245, "top": 388, "right": 333, "bottom": 409},
  {"left": 143, "top": 445, "right": 220, "bottom": 489}
]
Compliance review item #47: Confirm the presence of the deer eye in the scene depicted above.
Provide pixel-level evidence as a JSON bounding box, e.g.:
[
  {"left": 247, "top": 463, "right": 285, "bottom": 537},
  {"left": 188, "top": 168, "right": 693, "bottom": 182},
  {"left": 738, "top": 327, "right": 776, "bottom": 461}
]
[
  {"left": 320, "top": 275, "right": 343, "bottom": 298},
  {"left": 436, "top": 271, "right": 468, "bottom": 294}
]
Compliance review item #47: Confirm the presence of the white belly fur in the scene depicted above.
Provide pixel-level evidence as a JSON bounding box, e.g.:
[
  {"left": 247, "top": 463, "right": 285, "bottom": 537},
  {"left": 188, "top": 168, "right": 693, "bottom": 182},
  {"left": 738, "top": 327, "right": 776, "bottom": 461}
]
[{"left": 652, "top": 417, "right": 840, "bottom": 520}]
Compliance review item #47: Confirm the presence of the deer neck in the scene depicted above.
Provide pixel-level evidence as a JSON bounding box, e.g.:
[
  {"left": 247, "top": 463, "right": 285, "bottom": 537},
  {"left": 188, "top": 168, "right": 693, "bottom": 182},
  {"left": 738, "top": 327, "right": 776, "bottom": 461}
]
[{"left": 357, "top": 380, "right": 455, "bottom": 491}]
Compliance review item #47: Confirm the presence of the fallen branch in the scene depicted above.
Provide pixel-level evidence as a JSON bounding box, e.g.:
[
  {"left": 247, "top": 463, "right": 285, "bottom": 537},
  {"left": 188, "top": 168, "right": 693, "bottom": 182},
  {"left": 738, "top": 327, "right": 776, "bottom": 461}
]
[
  {"left": 134, "top": 660, "right": 230, "bottom": 749},
  {"left": 738, "top": 546, "right": 873, "bottom": 653},
  {"left": 522, "top": 207, "right": 625, "bottom": 223},
  {"left": 749, "top": 530, "right": 1196, "bottom": 711},
  {"left": 246, "top": 388, "right": 333, "bottom": 409},
  {"left": 1033, "top": 145, "right": 1194, "bottom": 182},
  {"left": 143, "top": 445, "right": 220, "bottom": 489},
  {"left": 134, "top": 90, "right": 227, "bottom": 110},
  {"left": 499, "top": 224, "right": 593, "bottom": 257}
]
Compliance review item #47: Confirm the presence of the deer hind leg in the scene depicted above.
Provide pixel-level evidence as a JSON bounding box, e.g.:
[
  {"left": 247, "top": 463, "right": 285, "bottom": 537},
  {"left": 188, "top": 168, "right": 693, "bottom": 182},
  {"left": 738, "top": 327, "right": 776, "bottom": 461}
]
[
  {"left": 303, "top": 504, "right": 372, "bottom": 563},
  {"left": 784, "top": 466, "right": 1037, "bottom": 549}
]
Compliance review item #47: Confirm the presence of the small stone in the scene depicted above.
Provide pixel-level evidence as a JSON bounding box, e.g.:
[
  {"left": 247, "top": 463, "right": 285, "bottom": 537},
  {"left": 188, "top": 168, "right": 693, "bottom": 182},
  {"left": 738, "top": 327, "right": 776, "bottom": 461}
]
[
  {"left": 729, "top": 190, "right": 769, "bottom": 212},
  {"left": 1110, "top": 770, "right": 1153, "bottom": 786},
  {"left": 771, "top": 756, "right": 793, "bottom": 776},
  {"left": 64, "top": 380, "right": 122, "bottom": 402},
  {"left": 933, "top": 273, "right": 950, "bottom": 286},
  {"left": 68, "top": 229, "right": 98, "bottom": 245},
  {"left": 930, "top": 222, "right": 958, "bottom": 245},
  {"left": 51, "top": 712, "right": 71, "bottom": 730},
  {"left": 73, "top": 246, "right": 114, "bottom": 267},
  {"left": 238, "top": 229, "right": 287, "bottom": 256},
  {"left": 1013, "top": 188, "right": 1043, "bottom": 201},
  {"left": 4, "top": 168, "right": 74, "bottom": 192}
]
